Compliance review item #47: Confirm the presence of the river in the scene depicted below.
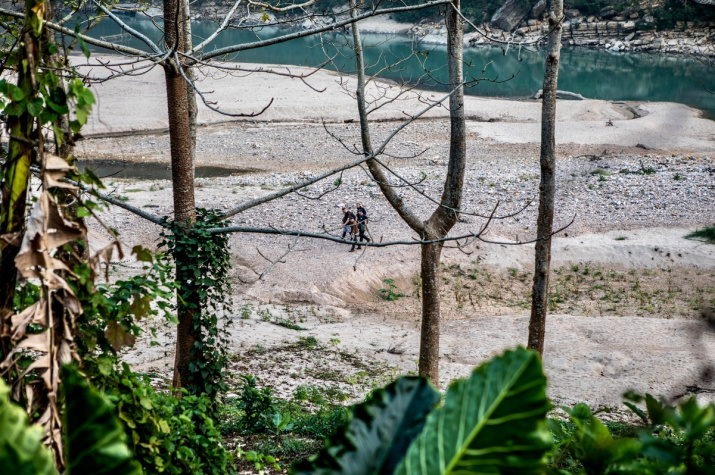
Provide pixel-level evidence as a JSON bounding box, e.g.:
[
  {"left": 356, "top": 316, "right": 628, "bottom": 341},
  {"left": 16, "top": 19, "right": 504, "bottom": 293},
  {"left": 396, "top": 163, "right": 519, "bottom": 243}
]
[{"left": 87, "top": 17, "right": 715, "bottom": 119}]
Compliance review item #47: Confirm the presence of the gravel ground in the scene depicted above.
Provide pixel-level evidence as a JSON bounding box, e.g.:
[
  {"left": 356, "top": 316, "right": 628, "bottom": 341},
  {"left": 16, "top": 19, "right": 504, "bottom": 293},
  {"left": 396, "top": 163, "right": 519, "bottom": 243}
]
[
  {"left": 83, "top": 119, "right": 714, "bottom": 244},
  {"left": 77, "top": 59, "right": 715, "bottom": 409}
]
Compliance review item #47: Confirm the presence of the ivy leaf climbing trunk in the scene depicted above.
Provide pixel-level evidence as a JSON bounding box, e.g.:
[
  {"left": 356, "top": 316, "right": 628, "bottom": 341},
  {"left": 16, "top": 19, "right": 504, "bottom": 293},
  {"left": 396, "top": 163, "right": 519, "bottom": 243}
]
[
  {"left": 0, "top": 0, "right": 45, "bottom": 354},
  {"left": 528, "top": 0, "right": 564, "bottom": 355},
  {"left": 162, "top": 0, "right": 198, "bottom": 391}
]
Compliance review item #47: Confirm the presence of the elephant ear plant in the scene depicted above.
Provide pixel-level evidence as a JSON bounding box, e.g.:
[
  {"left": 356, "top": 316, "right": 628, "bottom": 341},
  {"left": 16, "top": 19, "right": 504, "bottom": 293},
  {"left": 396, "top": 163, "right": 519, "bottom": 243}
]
[{"left": 293, "top": 346, "right": 551, "bottom": 475}]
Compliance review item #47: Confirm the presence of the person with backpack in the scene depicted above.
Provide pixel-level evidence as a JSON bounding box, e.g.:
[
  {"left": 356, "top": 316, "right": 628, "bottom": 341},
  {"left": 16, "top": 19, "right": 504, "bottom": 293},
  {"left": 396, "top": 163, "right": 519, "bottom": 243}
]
[
  {"left": 356, "top": 209, "right": 370, "bottom": 248},
  {"left": 341, "top": 206, "right": 360, "bottom": 252}
]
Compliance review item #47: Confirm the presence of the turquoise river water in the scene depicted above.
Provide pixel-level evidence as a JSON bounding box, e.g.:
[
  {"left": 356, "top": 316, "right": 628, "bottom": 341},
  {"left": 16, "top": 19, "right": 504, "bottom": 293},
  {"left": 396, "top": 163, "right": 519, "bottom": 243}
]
[{"left": 88, "top": 18, "right": 715, "bottom": 119}]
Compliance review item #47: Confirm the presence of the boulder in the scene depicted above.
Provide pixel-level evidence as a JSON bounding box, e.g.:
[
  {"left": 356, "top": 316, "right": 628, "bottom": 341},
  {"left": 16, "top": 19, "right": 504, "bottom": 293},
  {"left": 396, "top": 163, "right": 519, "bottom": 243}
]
[
  {"left": 599, "top": 6, "right": 617, "bottom": 19},
  {"left": 530, "top": 0, "right": 546, "bottom": 19},
  {"left": 692, "top": 0, "right": 715, "bottom": 5},
  {"left": 491, "top": 0, "right": 535, "bottom": 31},
  {"left": 565, "top": 9, "right": 581, "bottom": 19}
]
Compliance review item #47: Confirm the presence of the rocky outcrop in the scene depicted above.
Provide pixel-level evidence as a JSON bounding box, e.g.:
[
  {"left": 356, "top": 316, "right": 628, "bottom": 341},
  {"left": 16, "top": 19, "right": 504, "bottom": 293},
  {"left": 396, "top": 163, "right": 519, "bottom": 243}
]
[
  {"left": 491, "top": 0, "right": 535, "bottom": 32},
  {"left": 468, "top": 15, "right": 713, "bottom": 57},
  {"left": 466, "top": 5, "right": 714, "bottom": 58},
  {"left": 530, "top": 0, "right": 546, "bottom": 19}
]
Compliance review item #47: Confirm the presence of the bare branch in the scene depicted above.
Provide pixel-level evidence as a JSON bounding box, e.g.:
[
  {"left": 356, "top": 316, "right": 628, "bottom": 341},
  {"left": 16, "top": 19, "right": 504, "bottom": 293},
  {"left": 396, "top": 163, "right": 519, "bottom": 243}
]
[
  {"left": 91, "top": 0, "right": 163, "bottom": 54},
  {"left": 208, "top": 216, "right": 575, "bottom": 247},
  {"left": 180, "top": 54, "right": 334, "bottom": 93},
  {"left": 0, "top": 7, "right": 156, "bottom": 59},
  {"left": 451, "top": 3, "right": 563, "bottom": 49},
  {"left": 371, "top": 156, "right": 534, "bottom": 219},
  {"left": 189, "top": 0, "right": 244, "bottom": 55},
  {"left": 69, "top": 178, "right": 167, "bottom": 227},
  {"left": 247, "top": 0, "right": 318, "bottom": 12},
  {"left": 176, "top": 52, "right": 275, "bottom": 117},
  {"left": 58, "top": 0, "right": 88, "bottom": 25},
  {"left": 222, "top": 155, "right": 369, "bottom": 218},
  {"left": 222, "top": 77, "right": 458, "bottom": 218},
  {"left": 256, "top": 233, "right": 302, "bottom": 279},
  {"left": 195, "top": 0, "right": 452, "bottom": 62}
]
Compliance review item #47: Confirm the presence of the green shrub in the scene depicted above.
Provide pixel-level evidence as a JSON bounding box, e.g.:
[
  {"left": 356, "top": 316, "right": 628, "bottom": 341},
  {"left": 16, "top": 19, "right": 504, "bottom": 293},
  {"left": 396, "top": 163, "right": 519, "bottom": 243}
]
[
  {"left": 236, "top": 374, "right": 279, "bottom": 434},
  {"left": 650, "top": 0, "right": 715, "bottom": 30},
  {"left": 686, "top": 224, "right": 715, "bottom": 244},
  {"left": 97, "top": 364, "right": 234, "bottom": 475},
  {"left": 379, "top": 278, "right": 404, "bottom": 301}
]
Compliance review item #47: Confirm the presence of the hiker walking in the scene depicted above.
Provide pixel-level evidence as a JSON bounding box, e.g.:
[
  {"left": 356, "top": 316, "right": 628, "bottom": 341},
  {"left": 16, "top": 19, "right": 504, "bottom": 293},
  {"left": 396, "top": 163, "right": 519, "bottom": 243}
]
[
  {"left": 341, "top": 205, "right": 355, "bottom": 239},
  {"left": 341, "top": 205, "right": 360, "bottom": 252},
  {"left": 356, "top": 209, "right": 370, "bottom": 247}
]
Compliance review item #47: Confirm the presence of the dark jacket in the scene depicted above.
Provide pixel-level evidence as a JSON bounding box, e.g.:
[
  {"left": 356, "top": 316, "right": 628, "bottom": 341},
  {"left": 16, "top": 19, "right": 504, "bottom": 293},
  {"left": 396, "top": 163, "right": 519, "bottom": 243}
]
[{"left": 343, "top": 211, "right": 356, "bottom": 225}]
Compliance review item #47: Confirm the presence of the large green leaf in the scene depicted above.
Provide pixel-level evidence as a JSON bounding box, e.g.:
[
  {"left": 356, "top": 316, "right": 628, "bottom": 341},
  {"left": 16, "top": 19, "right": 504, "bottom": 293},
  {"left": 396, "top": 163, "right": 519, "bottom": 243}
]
[
  {"left": 0, "top": 379, "right": 58, "bottom": 475},
  {"left": 292, "top": 376, "right": 440, "bottom": 475},
  {"left": 396, "top": 347, "right": 551, "bottom": 475},
  {"left": 63, "top": 366, "right": 142, "bottom": 475}
]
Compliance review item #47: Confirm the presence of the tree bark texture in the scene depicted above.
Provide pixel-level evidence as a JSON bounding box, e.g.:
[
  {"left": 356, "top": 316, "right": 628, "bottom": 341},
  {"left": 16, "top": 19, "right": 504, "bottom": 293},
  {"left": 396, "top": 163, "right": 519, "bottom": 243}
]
[
  {"left": 528, "top": 0, "right": 563, "bottom": 355},
  {"left": 418, "top": 240, "right": 443, "bottom": 383},
  {"left": 0, "top": 0, "right": 43, "bottom": 348},
  {"left": 163, "top": 0, "right": 198, "bottom": 390},
  {"left": 180, "top": 0, "right": 198, "bottom": 159}
]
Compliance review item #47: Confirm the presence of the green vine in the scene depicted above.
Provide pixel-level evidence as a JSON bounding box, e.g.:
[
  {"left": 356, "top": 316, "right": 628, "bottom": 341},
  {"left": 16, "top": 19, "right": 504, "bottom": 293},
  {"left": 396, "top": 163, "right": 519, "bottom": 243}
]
[{"left": 159, "top": 208, "right": 232, "bottom": 399}]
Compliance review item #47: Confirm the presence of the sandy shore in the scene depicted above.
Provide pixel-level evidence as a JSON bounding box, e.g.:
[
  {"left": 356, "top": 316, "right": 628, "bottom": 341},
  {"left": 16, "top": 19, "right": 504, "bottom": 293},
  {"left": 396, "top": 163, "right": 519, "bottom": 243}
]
[
  {"left": 77, "top": 56, "right": 715, "bottom": 152},
  {"left": 75, "top": 54, "right": 715, "bottom": 409}
]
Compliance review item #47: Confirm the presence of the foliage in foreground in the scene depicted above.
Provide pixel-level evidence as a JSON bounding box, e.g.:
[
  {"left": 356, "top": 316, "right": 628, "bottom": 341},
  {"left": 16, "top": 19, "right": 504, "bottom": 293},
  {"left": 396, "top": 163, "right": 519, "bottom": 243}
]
[
  {"left": 4, "top": 347, "right": 714, "bottom": 475},
  {"left": 96, "top": 363, "right": 234, "bottom": 475},
  {"left": 293, "top": 347, "right": 714, "bottom": 475},
  {"left": 294, "top": 347, "right": 551, "bottom": 474},
  {"left": 0, "top": 366, "right": 140, "bottom": 475},
  {"left": 550, "top": 394, "right": 715, "bottom": 474}
]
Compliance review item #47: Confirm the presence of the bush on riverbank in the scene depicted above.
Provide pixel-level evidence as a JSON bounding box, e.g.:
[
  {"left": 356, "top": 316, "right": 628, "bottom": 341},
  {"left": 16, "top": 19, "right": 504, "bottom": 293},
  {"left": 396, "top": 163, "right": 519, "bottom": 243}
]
[{"left": 650, "top": 0, "right": 715, "bottom": 30}]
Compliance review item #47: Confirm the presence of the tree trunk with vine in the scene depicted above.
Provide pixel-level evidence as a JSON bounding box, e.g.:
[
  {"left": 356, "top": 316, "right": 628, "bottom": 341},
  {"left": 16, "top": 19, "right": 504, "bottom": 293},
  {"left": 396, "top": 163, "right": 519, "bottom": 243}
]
[
  {"left": 163, "top": 0, "right": 198, "bottom": 391},
  {"left": 0, "top": 0, "right": 44, "bottom": 354},
  {"left": 528, "top": 0, "right": 563, "bottom": 355}
]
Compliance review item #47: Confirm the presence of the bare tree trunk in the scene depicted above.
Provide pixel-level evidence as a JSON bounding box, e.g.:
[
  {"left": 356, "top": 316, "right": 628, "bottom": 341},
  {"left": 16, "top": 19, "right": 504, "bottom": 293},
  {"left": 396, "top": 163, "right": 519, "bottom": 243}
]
[
  {"left": 163, "top": 0, "right": 198, "bottom": 390},
  {"left": 349, "top": 0, "right": 465, "bottom": 386},
  {"left": 416, "top": 0, "right": 466, "bottom": 384},
  {"left": 180, "top": 0, "right": 198, "bottom": 158},
  {"left": 528, "top": 0, "right": 563, "bottom": 355},
  {"left": 418, "top": 241, "right": 442, "bottom": 382},
  {"left": 0, "top": 0, "right": 44, "bottom": 344}
]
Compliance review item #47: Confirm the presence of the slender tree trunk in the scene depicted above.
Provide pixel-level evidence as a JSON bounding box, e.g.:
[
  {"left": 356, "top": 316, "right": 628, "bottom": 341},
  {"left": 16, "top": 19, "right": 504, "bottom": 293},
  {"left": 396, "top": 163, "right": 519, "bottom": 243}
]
[
  {"left": 528, "top": 0, "right": 563, "bottom": 355},
  {"left": 163, "top": 0, "right": 198, "bottom": 390},
  {"left": 180, "top": 0, "right": 198, "bottom": 158},
  {"left": 0, "top": 0, "right": 44, "bottom": 347},
  {"left": 418, "top": 240, "right": 443, "bottom": 382},
  {"left": 349, "top": 0, "right": 466, "bottom": 386},
  {"left": 416, "top": 0, "right": 466, "bottom": 385}
]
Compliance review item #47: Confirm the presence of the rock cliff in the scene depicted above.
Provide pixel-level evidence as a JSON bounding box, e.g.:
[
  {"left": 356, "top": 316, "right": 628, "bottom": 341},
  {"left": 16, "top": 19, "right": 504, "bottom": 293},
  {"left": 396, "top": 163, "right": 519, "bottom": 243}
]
[
  {"left": 465, "top": 1, "right": 714, "bottom": 57},
  {"left": 491, "top": 0, "right": 537, "bottom": 32}
]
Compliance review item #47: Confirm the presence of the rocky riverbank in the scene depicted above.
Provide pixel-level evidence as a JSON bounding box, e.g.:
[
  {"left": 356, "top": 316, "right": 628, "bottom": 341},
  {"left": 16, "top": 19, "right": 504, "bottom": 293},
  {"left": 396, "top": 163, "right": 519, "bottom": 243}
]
[
  {"left": 464, "top": 11, "right": 714, "bottom": 56},
  {"left": 185, "top": 1, "right": 715, "bottom": 57}
]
